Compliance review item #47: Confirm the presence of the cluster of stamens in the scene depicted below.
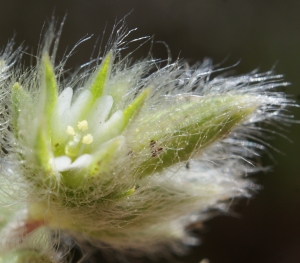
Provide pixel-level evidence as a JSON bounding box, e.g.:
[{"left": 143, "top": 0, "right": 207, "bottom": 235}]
[{"left": 64, "top": 120, "right": 93, "bottom": 159}]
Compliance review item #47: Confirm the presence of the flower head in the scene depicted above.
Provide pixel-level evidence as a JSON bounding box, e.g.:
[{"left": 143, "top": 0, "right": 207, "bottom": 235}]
[{"left": 0, "top": 24, "right": 294, "bottom": 260}]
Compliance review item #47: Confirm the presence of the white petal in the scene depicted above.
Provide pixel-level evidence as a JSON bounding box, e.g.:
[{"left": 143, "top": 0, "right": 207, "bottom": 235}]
[
  {"left": 57, "top": 87, "right": 73, "bottom": 116},
  {"left": 87, "top": 95, "right": 113, "bottom": 133},
  {"left": 51, "top": 88, "right": 74, "bottom": 144},
  {"left": 54, "top": 156, "right": 72, "bottom": 172},
  {"left": 70, "top": 154, "right": 93, "bottom": 169},
  {"left": 69, "top": 90, "right": 93, "bottom": 126},
  {"left": 88, "top": 110, "right": 124, "bottom": 151}
]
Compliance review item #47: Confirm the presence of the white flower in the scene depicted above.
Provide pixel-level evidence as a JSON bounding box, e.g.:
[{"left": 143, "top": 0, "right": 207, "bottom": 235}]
[{"left": 0, "top": 25, "right": 294, "bottom": 261}]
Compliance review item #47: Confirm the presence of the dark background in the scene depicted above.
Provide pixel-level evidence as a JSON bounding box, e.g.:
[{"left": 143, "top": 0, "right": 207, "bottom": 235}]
[{"left": 1, "top": 1, "right": 300, "bottom": 262}]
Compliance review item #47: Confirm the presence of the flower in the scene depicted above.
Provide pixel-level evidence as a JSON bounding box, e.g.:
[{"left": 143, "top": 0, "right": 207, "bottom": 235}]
[{"left": 0, "top": 24, "right": 294, "bottom": 260}]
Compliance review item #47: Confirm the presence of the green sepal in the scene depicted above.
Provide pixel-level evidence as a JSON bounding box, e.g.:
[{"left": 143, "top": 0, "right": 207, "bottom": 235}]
[
  {"left": 122, "top": 88, "right": 150, "bottom": 130},
  {"left": 11, "top": 82, "right": 31, "bottom": 137},
  {"left": 90, "top": 51, "right": 113, "bottom": 102},
  {"left": 131, "top": 95, "right": 257, "bottom": 177},
  {"left": 34, "top": 122, "right": 53, "bottom": 174},
  {"left": 42, "top": 54, "right": 58, "bottom": 125},
  {"left": 0, "top": 249, "right": 53, "bottom": 263},
  {"left": 29, "top": 54, "right": 58, "bottom": 181},
  {"left": 61, "top": 168, "right": 85, "bottom": 189},
  {"left": 104, "top": 187, "right": 135, "bottom": 200}
]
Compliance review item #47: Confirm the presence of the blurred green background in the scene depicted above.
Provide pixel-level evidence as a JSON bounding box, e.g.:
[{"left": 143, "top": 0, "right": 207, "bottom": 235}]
[{"left": 0, "top": 0, "right": 300, "bottom": 262}]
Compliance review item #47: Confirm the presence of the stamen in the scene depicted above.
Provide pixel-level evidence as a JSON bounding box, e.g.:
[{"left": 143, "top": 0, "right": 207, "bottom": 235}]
[
  {"left": 82, "top": 134, "right": 93, "bottom": 144},
  {"left": 78, "top": 120, "right": 88, "bottom": 131},
  {"left": 66, "top": 126, "right": 76, "bottom": 136}
]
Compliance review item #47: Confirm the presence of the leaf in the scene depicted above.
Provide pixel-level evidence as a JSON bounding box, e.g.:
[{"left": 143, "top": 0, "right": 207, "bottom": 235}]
[{"left": 129, "top": 95, "right": 257, "bottom": 177}]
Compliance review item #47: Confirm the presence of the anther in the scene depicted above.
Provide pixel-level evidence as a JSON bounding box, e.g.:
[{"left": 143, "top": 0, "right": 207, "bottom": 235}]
[
  {"left": 82, "top": 134, "right": 93, "bottom": 144},
  {"left": 66, "top": 126, "right": 76, "bottom": 136},
  {"left": 77, "top": 120, "right": 88, "bottom": 131}
]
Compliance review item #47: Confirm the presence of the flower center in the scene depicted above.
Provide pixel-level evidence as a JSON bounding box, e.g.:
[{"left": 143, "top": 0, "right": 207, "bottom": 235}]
[{"left": 64, "top": 120, "right": 94, "bottom": 159}]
